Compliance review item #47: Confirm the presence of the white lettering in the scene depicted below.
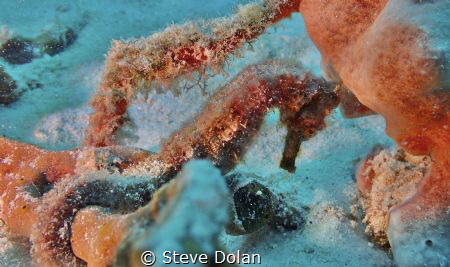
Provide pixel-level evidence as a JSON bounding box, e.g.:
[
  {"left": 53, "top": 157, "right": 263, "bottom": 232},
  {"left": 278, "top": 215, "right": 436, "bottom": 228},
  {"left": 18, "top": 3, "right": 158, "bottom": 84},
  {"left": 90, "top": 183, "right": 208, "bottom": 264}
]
[
  {"left": 252, "top": 254, "right": 261, "bottom": 264},
  {"left": 163, "top": 251, "right": 172, "bottom": 263},
  {"left": 162, "top": 251, "right": 209, "bottom": 264},
  {"left": 214, "top": 250, "right": 261, "bottom": 264},
  {"left": 198, "top": 254, "right": 208, "bottom": 264},
  {"left": 215, "top": 251, "right": 226, "bottom": 263}
]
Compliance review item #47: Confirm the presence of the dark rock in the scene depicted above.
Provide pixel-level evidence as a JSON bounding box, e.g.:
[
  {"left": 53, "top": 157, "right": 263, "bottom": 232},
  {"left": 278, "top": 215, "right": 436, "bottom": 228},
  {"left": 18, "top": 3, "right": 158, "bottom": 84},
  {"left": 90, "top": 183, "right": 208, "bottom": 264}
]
[
  {"left": 0, "top": 67, "right": 18, "bottom": 105},
  {"left": 226, "top": 172, "right": 305, "bottom": 234},
  {"left": 233, "top": 181, "right": 276, "bottom": 233},
  {"left": 0, "top": 37, "right": 34, "bottom": 64},
  {"left": 38, "top": 27, "right": 77, "bottom": 56},
  {"left": 270, "top": 200, "right": 305, "bottom": 231}
]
